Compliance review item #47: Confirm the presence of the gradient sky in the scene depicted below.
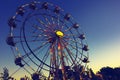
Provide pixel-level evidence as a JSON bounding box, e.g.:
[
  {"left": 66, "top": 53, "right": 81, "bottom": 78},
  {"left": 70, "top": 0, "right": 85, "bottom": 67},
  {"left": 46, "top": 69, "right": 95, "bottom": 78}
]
[{"left": 0, "top": 0, "right": 120, "bottom": 79}]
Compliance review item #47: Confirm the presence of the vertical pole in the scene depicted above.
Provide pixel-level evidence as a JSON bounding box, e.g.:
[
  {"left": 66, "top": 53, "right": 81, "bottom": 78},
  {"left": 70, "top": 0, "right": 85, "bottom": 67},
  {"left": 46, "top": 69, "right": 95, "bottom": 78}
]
[
  {"left": 58, "top": 40, "right": 67, "bottom": 80},
  {"left": 50, "top": 43, "right": 58, "bottom": 79}
]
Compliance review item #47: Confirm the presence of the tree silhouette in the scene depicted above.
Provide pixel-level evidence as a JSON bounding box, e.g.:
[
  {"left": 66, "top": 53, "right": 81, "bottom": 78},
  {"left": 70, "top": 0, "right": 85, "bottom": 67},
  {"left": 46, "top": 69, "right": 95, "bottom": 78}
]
[
  {"left": 3, "top": 67, "right": 9, "bottom": 80},
  {"left": 20, "top": 75, "right": 30, "bottom": 80},
  {"left": 112, "top": 67, "right": 120, "bottom": 80},
  {"left": 98, "top": 66, "right": 120, "bottom": 80},
  {"left": 1, "top": 66, "right": 120, "bottom": 80},
  {"left": 0, "top": 67, "right": 15, "bottom": 80}
]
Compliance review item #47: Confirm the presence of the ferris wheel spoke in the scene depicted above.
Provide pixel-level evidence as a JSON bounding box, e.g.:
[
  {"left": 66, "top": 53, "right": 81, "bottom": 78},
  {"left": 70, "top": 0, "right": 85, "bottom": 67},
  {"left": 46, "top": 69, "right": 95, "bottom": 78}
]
[
  {"left": 51, "top": 15, "right": 61, "bottom": 30},
  {"left": 31, "top": 26, "right": 47, "bottom": 37},
  {"left": 43, "top": 15, "right": 51, "bottom": 25},
  {"left": 68, "top": 39, "right": 83, "bottom": 47},
  {"left": 56, "top": 14, "right": 60, "bottom": 28},
  {"left": 10, "top": 47, "right": 17, "bottom": 57},
  {"left": 17, "top": 36, "right": 46, "bottom": 43},
  {"left": 63, "top": 48, "right": 83, "bottom": 66},
  {"left": 56, "top": 43, "right": 61, "bottom": 67},
  {"left": 51, "top": 16, "right": 56, "bottom": 24},
  {"left": 36, "top": 18, "right": 48, "bottom": 28},
  {"left": 51, "top": 16, "right": 57, "bottom": 25},
  {"left": 65, "top": 33, "right": 78, "bottom": 38},
  {"left": 9, "top": 67, "right": 22, "bottom": 77},
  {"left": 36, "top": 17, "right": 55, "bottom": 31},
  {"left": 62, "top": 43, "right": 76, "bottom": 66},
  {"left": 23, "top": 41, "right": 49, "bottom": 58},
  {"left": 65, "top": 49, "right": 81, "bottom": 64},
  {"left": 24, "top": 42, "right": 49, "bottom": 58},
  {"left": 24, "top": 20, "right": 49, "bottom": 42},
  {"left": 62, "top": 39, "right": 86, "bottom": 59},
  {"left": 55, "top": 13, "right": 65, "bottom": 30},
  {"left": 63, "top": 46, "right": 76, "bottom": 61},
  {"left": 22, "top": 59, "right": 36, "bottom": 72},
  {"left": 62, "top": 50, "right": 72, "bottom": 65},
  {"left": 59, "top": 42, "right": 76, "bottom": 65},
  {"left": 22, "top": 47, "right": 50, "bottom": 72},
  {"left": 50, "top": 43, "right": 57, "bottom": 68},
  {"left": 61, "top": 20, "right": 65, "bottom": 30},
  {"left": 15, "top": 37, "right": 47, "bottom": 44},
  {"left": 62, "top": 23, "right": 73, "bottom": 33},
  {"left": 70, "top": 46, "right": 87, "bottom": 60},
  {"left": 32, "top": 32, "right": 47, "bottom": 41},
  {"left": 60, "top": 13, "right": 66, "bottom": 29},
  {"left": 23, "top": 67, "right": 31, "bottom": 75},
  {"left": 15, "top": 40, "right": 42, "bottom": 44},
  {"left": 37, "top": 46, "right": 50, "bottom": 72},
  {"left": 63, "top": 38, "right": 82, "bottom": 48},
  {"left": 63, "top": 39, "right": 87, "bottom": 58},
  {"left": 56, "top": 42, "right": 68, "bottom": 66},
  {"left": 64, "top": 26, "right": 73, "bottom": 32},
  {"left": 31, "top": 24, "right": 46, "bottom": 32},
  {"left": 12, "top": 35, "right": 44, "bottom": 38},
  {"left": 20, "top": 36, "right": 43, "bottom": 70},
  {"left": 26, "top": 19, "right": 46, "bottom": 34},
  {"left": 28, "top": 32, "right": 47, "bottom": 42}
]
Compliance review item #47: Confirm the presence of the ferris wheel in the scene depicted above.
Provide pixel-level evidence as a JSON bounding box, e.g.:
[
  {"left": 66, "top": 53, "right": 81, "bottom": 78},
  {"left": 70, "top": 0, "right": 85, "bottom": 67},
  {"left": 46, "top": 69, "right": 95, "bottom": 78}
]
[{"left": 6, "top": 1, "right": 89, "bottom": 80}]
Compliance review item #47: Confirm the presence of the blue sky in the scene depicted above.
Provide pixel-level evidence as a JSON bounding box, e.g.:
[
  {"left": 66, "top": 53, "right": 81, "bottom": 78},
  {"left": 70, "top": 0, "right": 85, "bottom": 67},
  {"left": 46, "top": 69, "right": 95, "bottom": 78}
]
[{"left": 0, "top": 0, "right": 120, "bottom": 79}]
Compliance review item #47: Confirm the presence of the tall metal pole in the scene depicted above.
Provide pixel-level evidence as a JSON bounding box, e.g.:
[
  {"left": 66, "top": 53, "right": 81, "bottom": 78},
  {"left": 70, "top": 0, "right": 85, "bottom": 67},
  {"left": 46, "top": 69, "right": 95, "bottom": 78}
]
[{"left": 58, "top": 40, "right": 67, "bottom": 80}]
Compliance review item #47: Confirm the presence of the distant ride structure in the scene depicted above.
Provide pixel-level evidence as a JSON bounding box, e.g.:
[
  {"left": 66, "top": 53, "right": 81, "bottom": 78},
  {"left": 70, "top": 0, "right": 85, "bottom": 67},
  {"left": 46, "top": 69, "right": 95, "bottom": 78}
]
[{"left": 7, "top": 1, "right": 89, "bottom": 80}]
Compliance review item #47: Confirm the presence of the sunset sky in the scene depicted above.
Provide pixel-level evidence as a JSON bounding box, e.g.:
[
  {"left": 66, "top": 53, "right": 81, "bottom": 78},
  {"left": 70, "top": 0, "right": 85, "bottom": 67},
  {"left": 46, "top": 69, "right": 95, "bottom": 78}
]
[{"left": 0, "top": 0, "right": 120, "bottom": 79}]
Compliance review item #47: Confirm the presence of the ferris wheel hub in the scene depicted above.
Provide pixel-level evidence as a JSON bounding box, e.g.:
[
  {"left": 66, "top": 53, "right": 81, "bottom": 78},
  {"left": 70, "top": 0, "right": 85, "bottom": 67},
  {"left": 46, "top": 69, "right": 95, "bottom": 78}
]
[{"left": 55, "top": 30, "right": 64, "bottom": 38}]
